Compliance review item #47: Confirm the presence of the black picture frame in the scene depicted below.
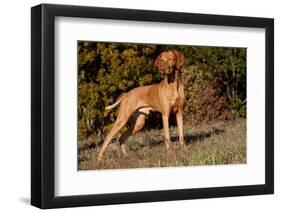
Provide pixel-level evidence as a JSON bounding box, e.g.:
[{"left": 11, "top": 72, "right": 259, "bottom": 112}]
[{"left": 31, "top": 3, "right": 274, "bottom": 209}]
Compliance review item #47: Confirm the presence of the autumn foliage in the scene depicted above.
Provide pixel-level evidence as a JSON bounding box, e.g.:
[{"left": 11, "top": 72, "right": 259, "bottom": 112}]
[{"left": 78, "top": 41, "right": 246, "bottom": 142}]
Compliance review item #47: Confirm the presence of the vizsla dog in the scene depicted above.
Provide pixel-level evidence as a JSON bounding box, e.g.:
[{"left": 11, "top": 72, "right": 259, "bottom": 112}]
[{"left": 97, "top": 50, "right": 185, "bottom": 161}]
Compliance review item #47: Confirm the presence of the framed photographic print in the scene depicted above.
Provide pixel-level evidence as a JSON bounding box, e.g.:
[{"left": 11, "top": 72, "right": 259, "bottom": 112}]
[{"left": 31, "top": 3, "right": 274, "bottom": 209}]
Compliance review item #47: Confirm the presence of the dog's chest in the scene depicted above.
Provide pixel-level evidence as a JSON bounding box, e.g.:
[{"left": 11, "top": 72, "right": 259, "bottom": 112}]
[
  {"left": 167, "top": 89, "right": 179, "bottom": 106},
  {"left": 162, "top": 78, "right": 183, "bottom": 108},
  {"left": 170, "top": 95, "right": 179, "bottom": 106}
]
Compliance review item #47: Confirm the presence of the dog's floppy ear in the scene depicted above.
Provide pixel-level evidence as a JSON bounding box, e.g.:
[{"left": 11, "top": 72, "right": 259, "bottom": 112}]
[
  {"left": 173, "top": 51, "right": 185, "bottom": 69},
  {"left": 154, "top": 53, "right": 162, "bottom": 73}
]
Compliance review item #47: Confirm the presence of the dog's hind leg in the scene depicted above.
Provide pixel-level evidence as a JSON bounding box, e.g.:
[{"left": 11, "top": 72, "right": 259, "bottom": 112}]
[
  {"left": 97, "top": 118, "right": 127, "bottom": 161},
  {"left": 119, "top": 111, "right": 146, "bottom": 156},
  {"left": 97, "top": 104, "right": 132, "bottom": 161}
]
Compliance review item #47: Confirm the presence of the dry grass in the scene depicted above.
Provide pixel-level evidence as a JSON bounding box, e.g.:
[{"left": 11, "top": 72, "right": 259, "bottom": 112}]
[{"left": 78, "top": 119, "right": 246, "bottom": 170}]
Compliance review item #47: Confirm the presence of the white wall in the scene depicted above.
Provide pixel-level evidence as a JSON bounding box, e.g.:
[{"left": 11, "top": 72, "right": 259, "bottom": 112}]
[{"left": 0, "top": 0, "right": 279, "bottom": 212}]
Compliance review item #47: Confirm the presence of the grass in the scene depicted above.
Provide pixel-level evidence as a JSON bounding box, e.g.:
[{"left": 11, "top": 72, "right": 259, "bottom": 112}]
[{"left": 78, "top": 119, "right": 246, "bottom": 170}]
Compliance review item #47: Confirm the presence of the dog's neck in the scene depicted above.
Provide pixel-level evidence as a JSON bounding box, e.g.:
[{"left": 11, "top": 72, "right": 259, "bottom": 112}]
[{"left": 165, "top": 69, "right": 181, "bottom": 84}]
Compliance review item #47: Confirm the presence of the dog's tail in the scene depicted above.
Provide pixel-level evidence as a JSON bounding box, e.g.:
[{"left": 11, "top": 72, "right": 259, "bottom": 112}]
[{"left": 105, "top": 93, "right": 127, "bottom": 111}]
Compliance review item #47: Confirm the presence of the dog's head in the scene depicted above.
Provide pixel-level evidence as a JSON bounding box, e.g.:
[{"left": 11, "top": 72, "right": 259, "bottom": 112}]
[{"left": 154, "top": 50, "right": 185, "bottom": 75}]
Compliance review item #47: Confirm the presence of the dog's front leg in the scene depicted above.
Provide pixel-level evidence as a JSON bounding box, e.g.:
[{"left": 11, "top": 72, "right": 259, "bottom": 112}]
[
  {"left": 162, "top": 114, "right": 172, "bottom": 150},
  {"left": 176, "top": 111, "right": 184, "bottom": 146}
]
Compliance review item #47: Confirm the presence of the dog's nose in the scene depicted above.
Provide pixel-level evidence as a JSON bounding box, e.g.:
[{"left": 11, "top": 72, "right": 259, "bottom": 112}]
[{"left": 162, "top": 63, "right": 168, "bottom": 70}]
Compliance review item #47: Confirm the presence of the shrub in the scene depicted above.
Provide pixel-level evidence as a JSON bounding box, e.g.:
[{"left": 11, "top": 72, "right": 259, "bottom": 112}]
[{"left": 78, "top": 42, "right": 246, "bottom": 142}]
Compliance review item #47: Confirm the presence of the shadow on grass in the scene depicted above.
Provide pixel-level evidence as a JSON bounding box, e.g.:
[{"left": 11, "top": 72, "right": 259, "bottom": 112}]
[
  {"left": 79, "top": 128, "right": 224, "bottom": 153},
  {"left": 183, "top": 128, "right": 224, "bottom": 144},
  {"left": 149, "top": 128, "right": 224, "bottom": 146}
]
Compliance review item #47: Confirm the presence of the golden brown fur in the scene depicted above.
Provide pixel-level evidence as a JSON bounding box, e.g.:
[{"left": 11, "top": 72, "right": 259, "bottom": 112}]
[{"left": 98, "top": 50, "right": 185, "bottom": 161}]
